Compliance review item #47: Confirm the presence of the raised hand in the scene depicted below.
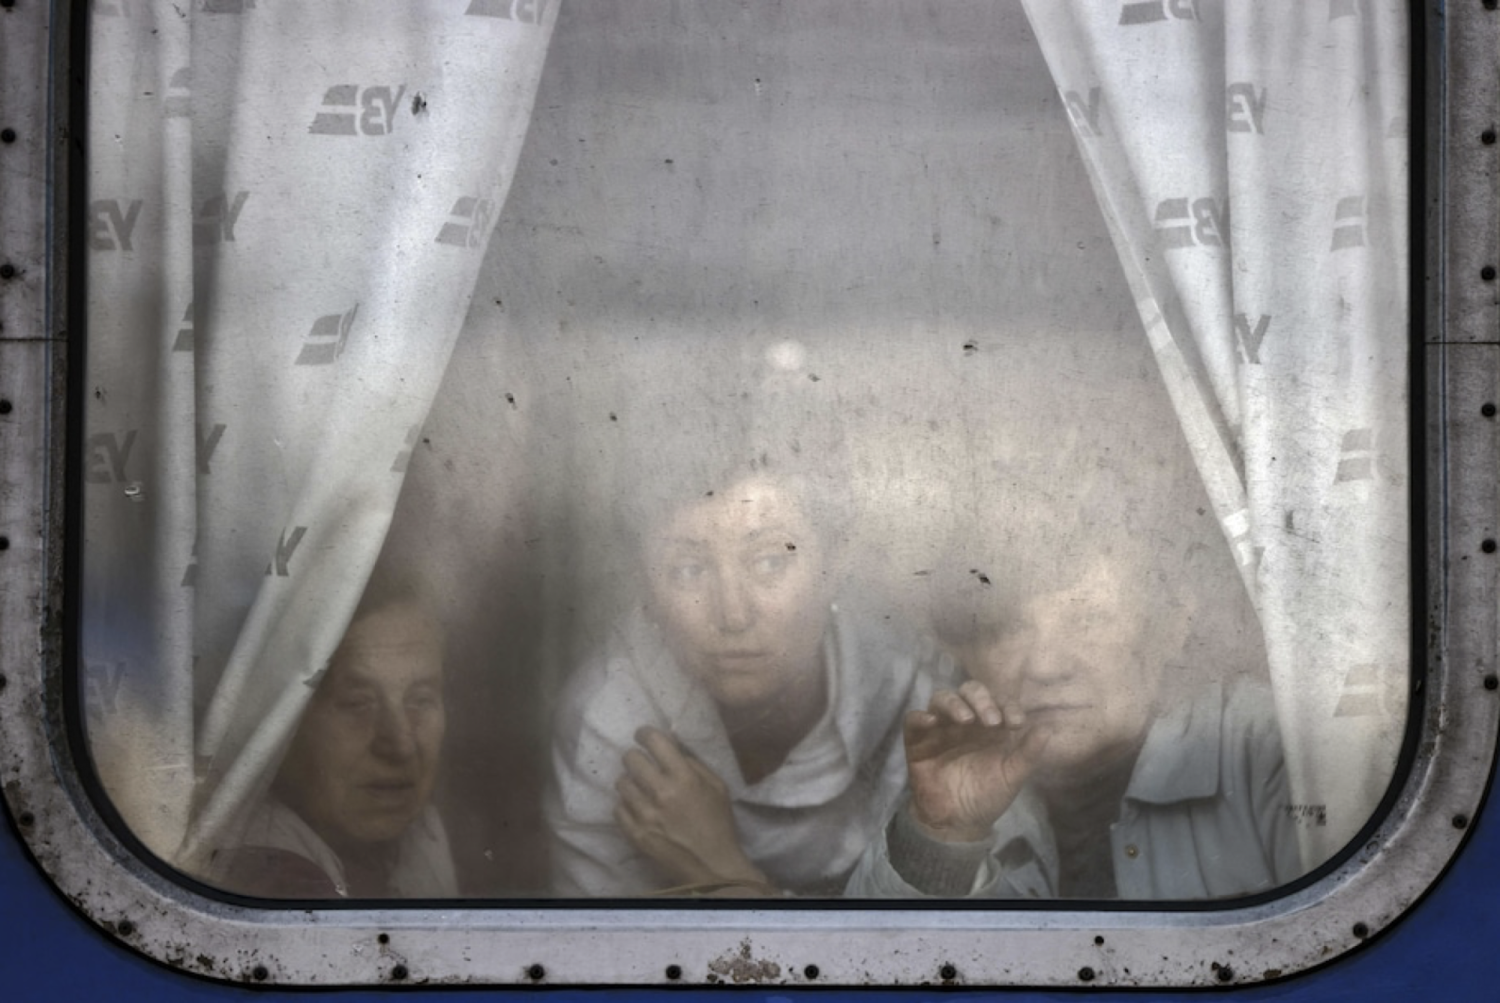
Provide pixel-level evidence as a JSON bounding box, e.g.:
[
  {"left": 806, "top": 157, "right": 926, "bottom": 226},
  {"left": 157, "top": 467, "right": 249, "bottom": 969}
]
[
  {"left": 903, "top": 680, "right": 1050, "bottom": 843},
  {"left": 614, "top": 726, "right": 771, "bottom": 891}
]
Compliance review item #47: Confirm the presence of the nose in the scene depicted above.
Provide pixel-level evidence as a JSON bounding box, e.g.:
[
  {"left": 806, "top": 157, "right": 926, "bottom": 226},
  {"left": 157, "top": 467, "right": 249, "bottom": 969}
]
[
  {"left": 709, "top": 568, "right": 755, "bottom": 633},
  {"left": 371, "top": 700, "right": 419, "bottom": 762}
]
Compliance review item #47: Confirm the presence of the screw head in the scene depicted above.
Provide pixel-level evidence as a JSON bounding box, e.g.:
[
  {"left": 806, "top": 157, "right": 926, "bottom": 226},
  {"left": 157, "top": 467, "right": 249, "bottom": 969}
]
[
  {"left": 1078, "top": 966, "right": 1096, "bottom": 982},
  {"left": 390, "top": 964, "right": 408, "bottom": 981},
  {"left": 1454, "top": 813, "right": 1470, "bottom": 829},
  {"left": 665, "top": 964, "right": 682, "bottom": 981},
  {"left": 527, "top": 964, "right": 545, "bottom": 981},
  {"left": 0, "top": 263, "right": 16, "bottom": 280},
  {"left": 252, "top": 965, "right": 268, "bottom": 982},
  {"left": 0, "top": 399, "right": 12, "bottom": 414},
  {"left": 1485, "top": 128, "right": 1498, "bottom": 145},
  {"left": 1353, "top": 922, "right": 1370, "bottom": 939},
  {"left": 0, "top": 128, "right": 14, "bottom": 144},
  {"left": 803, "top": 964, "right": 820, "bottom": 980},
  {"left": 939, "top": 963, "right": 957, "bottom": 981},
  {"left": 1483, "top": 403, "right": 1498, "bottom": 418},
  {"left": 1483, "top": 539, "right": 1497, "bottom": 554},
  {"left": 1485, "top": 265, "right": 1498, "bottom": 281}
]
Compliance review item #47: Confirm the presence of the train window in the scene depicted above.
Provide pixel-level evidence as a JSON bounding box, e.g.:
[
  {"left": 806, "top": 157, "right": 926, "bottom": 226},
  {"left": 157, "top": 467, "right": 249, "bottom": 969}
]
[{"left": 2, "top": 0, "right": 1495, "bottom": 989}]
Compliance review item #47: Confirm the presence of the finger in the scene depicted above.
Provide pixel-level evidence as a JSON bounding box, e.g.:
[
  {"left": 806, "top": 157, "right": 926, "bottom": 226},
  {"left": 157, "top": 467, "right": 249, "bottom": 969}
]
[
  {"left": 999, "top": 697, "right": 1027, "bottom": 730},
  {"left": 622, "top": 747, "right": 669, "bottom": 796},
  {"left": 684, "top": 754, "right": 729, "bottom": 794},
  {"left": 635, "top": 726, "right": 691, "bottom": 777},
  {"left": 958, "top": 680, "right": 1003, "bottom": 726},
  {"left": 928, "top": 688, "right": 977, "bottom": 724}
]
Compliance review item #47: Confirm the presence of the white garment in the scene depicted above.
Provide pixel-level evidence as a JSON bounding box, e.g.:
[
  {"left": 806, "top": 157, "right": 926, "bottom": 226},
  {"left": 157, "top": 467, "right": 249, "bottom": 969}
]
[
  {"left": 546, "top": 605, "right": 946, "bottom": 896},
  {"left": 229, "top": 798, "right": 458, "bottom": 898}
]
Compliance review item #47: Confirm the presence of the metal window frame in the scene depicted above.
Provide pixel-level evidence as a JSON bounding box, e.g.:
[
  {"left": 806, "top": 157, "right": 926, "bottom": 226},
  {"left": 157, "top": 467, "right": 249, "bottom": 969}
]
[{"left": 0, "top": 0, "right": 1495, "bottom": 988}]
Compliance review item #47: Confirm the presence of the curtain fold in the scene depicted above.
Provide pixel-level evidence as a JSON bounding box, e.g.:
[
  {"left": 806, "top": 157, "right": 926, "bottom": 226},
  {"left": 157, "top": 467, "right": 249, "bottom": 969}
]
[
  {"left": 1020, "top": 0, "right": 1409, "bottom": 867},
  {"left": 82, "top": 0, "right": 557, "bottom": 873}
]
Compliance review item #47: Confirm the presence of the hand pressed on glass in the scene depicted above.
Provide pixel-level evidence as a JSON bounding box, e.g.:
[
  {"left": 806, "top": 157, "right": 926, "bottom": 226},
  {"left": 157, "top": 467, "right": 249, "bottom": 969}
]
[
  {"left": 614, "top": 726, "right": 772, "bottom": 894},
  {"left": 904, "top": 680, "right": 1050, "bottom": 844}
]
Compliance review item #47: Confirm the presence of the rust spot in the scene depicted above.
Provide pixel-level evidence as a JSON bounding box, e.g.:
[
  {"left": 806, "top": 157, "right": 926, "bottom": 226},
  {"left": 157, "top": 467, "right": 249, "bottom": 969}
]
[{"left": 707, "top": 940, "right": 782, "bottom": 984}]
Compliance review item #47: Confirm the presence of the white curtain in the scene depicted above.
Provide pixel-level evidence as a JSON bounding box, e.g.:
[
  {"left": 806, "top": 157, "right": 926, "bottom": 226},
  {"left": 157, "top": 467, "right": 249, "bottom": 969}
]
[
  {"left": 82, "top": 0, "right": 556, "bottom": 870},
  {"left": 1019, "top": 0, "right": 1409, "bottom": 867}
]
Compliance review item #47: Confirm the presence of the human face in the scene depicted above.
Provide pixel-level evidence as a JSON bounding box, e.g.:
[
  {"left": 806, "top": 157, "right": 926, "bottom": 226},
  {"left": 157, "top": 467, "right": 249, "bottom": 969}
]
[
  {"left": 644, "top": 475, "right": 835, "bottom": 713},
  {"left": 951, "top": 558, "right": 1168, "bottom": 788},
  {"left": 277, "top": 603, "right": 446, "bottom": 851}
]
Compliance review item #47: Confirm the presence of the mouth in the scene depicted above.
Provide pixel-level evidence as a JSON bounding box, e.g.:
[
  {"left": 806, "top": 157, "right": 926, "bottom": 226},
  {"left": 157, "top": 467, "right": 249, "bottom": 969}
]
[{"left": 360, "top": 780, "right": 418, "bottom": 803}]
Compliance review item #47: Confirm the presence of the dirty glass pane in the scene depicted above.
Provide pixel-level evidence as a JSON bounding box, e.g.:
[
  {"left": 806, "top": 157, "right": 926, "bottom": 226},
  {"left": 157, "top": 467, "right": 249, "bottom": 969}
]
[{"left": 81, "top": 1, "right": 1408, "bottom": 902}]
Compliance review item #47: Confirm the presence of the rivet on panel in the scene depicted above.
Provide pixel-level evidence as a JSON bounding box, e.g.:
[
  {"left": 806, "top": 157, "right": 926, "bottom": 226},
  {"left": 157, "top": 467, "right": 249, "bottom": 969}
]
[
  {"left": 252, "top": 965, "right": 268, "bottom": 982},
  {"left": 0, "top": 537, "right": 10, "bottom": 551},
  {"left": 527, "top": 964, "right": 545, "bottom": 981},
  {"left": 1453, "top": 813, "right": 1470, "bottom": 829},
  {"left": 0, "top": 129, "right": 14, "bottom": 144},
  {"left": 1485, "top": 674, "right": 1499, "bottom": 691},
  {"left": 116, "top": 919, "right": 135, "bottom": 937},
  {"left": 1484, "top": 265, "right": 1498, "bottom": 281},
  {"left": 1486, "top": 129, "right": 1499, "bottom": 145},
  {"left": 16, "top": 810, "right": 32, "bottom": 827},
  {"left": 1216, "top": 965, "right": 1235, "bottom": 983},
  {"left": 939, "top": 963, "right": 957, "bottom": 981},
  {"left": 803, "top": 964, "right": 820, "bottom": 980},
  {"left": 1482, "top": 539, "right": 1497, "bottom": 554},
  {"left": 1078, "top": 966, "right": 1096, "bottom": 982},
  {"left": 1483, "top": 403, "right": 1498, "bottom": 418},
  {"left": 391, "top": 964, "right": 408, "bottom": 981},
  {"left": 0, "top": 399, "right": 12, "bottom": 414},
  {"left": 1353, "top": 922, "right": 1370, "bottom": 939},
  {"left": 0, "top": 264, "right": 15, "bottom": 280},
  {"left": 665, "top": 965, "right": 682, "bottom": 981}
]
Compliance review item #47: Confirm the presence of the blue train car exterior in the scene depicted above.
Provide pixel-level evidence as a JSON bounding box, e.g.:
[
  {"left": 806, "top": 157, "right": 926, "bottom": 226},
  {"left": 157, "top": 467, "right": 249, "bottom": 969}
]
[{"left": 3, "top": 1, "right": 1497, "bottom": 999}]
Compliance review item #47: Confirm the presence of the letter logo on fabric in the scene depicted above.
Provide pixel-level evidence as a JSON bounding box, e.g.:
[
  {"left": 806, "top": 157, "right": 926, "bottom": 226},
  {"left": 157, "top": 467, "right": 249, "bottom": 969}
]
[
  {"left": 435, "top": 196, "right": 498, "bottom": 249},
  {"left": 165, "top": 66, "right": 191, "bottom": 118},
  {"left": 193, "top": 192, "right": 250, "bottom": 246},
  {"left": 84, "top": 660, "right": 129, "bottom": 729},
  {"left": 390, "top": 425, "right": 421, "bottom": 474},
  {"left": 1332, "top": 195, "right": 1367, "bottom": 250},
  {"left": 1233, "top": 313, "right": 1272, "bottom": 365},
  {"left": 466, "top": 0, "right": 551, "bottom": 25},
  {"left": 266, "top": 526, "right": 309, "bottom": 578},
  {"left": 196, "top": 422, "right": 227, "bottom": 475},
  {"left": 1334, "top": 428, "right": 1376, "bottom": 483},
  {"left": 89, "top": 200, "right": 143, "bottom": 252},
  {"left": 309, "top": 85, "right": 408, "bottom": 137},
  {"left": 1226, "top": 83, "right": 1266, "bottom": 134},
  {"left": 1118, "top": 0, "right": 1199, "bottom": 25},
  {"left": 1065, "top": 88, "right": 1103, "bottom": 138},
  {"left": 84, "top": 430, "right": 138, "bottom": 485},
  {"left": 172, "top": 301, "right": 195, "bottom": 353},
  {"left": 1154, "top": 197, "right": 1229, "bottom": 250},
  {"left": 1334, "top": 663, "right": 1403, "bottom": 718},
  {"left": 294, "top": 305, "right": 359, "bottom": 366}
]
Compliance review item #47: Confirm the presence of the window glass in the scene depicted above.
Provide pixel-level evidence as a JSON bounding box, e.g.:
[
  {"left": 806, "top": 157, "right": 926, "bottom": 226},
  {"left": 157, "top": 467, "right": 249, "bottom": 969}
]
[{"left": 81, "top": 0, "right": 1408, "bottom": 903}]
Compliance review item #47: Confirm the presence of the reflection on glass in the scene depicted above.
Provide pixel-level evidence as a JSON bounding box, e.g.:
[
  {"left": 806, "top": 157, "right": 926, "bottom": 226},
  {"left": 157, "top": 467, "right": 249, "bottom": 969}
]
[{"left": 81, "top": 1, "right": 1408, "bottom": 903}]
